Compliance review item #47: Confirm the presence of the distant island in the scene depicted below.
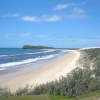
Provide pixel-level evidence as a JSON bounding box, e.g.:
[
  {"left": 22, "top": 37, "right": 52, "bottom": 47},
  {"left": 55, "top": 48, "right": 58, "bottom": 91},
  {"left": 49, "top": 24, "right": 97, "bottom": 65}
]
[
  {"left": 23, "top": 45, "right": 79, "bottom": 50},
  {"left": 23, "top": 45, "right": 54, "bottom": 49}
]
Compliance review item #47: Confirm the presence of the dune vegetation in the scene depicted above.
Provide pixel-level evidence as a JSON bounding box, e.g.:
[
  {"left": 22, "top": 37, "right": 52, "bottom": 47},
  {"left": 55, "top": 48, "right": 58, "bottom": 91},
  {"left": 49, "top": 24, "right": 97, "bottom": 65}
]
[{"left": 0, "top": 48, "right": 100, "bottom": 100}]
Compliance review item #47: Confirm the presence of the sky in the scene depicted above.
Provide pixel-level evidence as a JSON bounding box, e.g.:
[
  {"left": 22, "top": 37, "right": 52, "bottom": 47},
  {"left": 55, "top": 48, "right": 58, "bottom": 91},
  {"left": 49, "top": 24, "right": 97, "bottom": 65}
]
[{"left": 0, "top": 0, "right": 100, "bottom": 48}]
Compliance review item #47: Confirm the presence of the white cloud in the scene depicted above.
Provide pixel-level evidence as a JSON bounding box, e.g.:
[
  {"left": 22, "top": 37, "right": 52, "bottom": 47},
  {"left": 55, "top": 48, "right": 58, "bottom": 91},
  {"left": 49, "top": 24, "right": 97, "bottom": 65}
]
[
  {"left": 4, "top": 33, "right": 17, "bottom": 37},
  {"left": 53, "top": 2, "right": 86, "bottom": 11},
  {"left": 4, "top": 33, "right": 31, "bottom": 37},
  {"left": 48, "top": 37, "right": 68, "bottom": 42},
  {"left": 21, "top": 15, "right": 62, "bottom": 22},
  {"left": 4, "top": 34, "right": 10, "bottom": 37},
  {"left": 86, "top": 37, "right": 100, "bottom": 40},
  {"left": 91, "top": 0, "right": 100, "bottom": 2},
  {"left": 19, "top": 33, "right": 31, "bottom": 36},
  {"left": 66, "top": 7, "right": 87, "bottom": 19},
  {"left": 37, "top": 34, "right": 47, "bottom": 37},
  {"left": 53, "top": 4, "right": 69, "bottom": 10},
  {"left": 77, "top": 2, "right": 86, "bottom": 5},
  {"left": 73, "top": 7, "right": 84, "bottom": 14},
  {"left": 70, "top": 3, "right": 76, "bottom": 6},
  {"left": 3, "top": 13, "right": 20, "bottom": 17}
]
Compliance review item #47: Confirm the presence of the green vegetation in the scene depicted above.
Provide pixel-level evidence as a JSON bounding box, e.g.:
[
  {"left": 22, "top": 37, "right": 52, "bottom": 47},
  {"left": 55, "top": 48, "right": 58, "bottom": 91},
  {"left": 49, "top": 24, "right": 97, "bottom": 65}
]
[
  {"left": 0, "top": 48, "right": 100, "bottom": 100},
  {"left": 23, "top": 45, "right": 79, "bottom": 50},
  {"left": 23, "top": 45, "right": 54, "bottom": 49},
  {"left": 83, "top": 48, "right": 100, "bottom": 61},
  {"left": 1, "top": 90, "right": 100, "bottom": 100}
]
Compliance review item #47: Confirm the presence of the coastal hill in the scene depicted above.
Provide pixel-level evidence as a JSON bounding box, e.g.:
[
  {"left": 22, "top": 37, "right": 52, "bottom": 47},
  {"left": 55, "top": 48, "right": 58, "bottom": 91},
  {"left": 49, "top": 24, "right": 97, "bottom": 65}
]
[
  {"left": 23, "top": 45, "right": 54, "bottom": 49},
  {"left": 23, "top": 45, "right": 79, "bottom": 50}
]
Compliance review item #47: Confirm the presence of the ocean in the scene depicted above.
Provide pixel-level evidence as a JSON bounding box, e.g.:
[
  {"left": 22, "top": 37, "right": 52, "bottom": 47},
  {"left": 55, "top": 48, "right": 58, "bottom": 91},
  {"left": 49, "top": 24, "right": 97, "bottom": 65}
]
[{"left": 0, "top": 48, "right": 68, "bottom": 71}]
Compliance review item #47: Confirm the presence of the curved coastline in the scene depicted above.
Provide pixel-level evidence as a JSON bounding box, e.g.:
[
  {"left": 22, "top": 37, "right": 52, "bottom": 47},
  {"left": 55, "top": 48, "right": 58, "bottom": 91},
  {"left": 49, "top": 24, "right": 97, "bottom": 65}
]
[
  {"left": 0, "top": 50, "right": 80, "bottom": 91},
  {"left": 0, "top": 51, "right": 67, "bottom": 83}
]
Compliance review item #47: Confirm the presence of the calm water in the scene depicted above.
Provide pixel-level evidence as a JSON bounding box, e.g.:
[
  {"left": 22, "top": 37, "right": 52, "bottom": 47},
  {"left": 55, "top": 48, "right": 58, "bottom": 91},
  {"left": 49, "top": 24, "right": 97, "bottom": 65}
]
[{"left": 0, "top": 48, "right": 67, "bottom": 71}]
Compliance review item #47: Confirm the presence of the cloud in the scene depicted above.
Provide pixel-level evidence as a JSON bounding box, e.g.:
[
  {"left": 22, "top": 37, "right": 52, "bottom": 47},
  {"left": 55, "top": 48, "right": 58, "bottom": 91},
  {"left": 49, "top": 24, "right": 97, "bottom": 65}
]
[
  {"left": 21, "top": 14, "right": 62, "bottom": 22},
  {"left": 66, "top": 7, "right": 87, "bottom": 19},
  {"left": 3, "top": 13, "right": 20, "bottom": 17},
  {"left": 4, "top": 33, "right": 31, "bottom": 37},
  {"left": 37, "top": 34, "right": 47, "bottom": 37},
  {"left": 53, "top": 4, "right": 69, "bottom": 10},
  {"left": 4, "top": 33, "right": 17, "bottom": 37},
  {"left": 19, "top": 33, "right": 31, "bottom": 36},
  {"left": 73, "top": 7, "right": 85, "bottom": 14},
  {"left": 48, "top": 37, "right": 69, "bottom": 42},
  {"left": 91, "top": 0, "right": 100, "bottom": 2},
  {"left": 86, "top": 37, "right": 100, "bottom": 40},
  {"left": 53, "top": 2, "right": 82, "bottom": 10},
  {"left": 48, "top": 34, "right": 85, "bottom": 42},
  {"left": 53, "top": 2, "right": 85, "bottom": 11},
  {"left": 78, "top": 2, "right": 86, "bottom": 5}
]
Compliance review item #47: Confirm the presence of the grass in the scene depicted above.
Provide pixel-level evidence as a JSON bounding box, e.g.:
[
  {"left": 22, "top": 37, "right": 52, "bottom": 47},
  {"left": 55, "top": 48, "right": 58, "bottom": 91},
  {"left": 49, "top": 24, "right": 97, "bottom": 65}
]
[
  {"left": 1, "top": 90, "right": 100, "bottom": 100},
  {"left": 0, "top": 95, "right": 51, "bottom": 100}
]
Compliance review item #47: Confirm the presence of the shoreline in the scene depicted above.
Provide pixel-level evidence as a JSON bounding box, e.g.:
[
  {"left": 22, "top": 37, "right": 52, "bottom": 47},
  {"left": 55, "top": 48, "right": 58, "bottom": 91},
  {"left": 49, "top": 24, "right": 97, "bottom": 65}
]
[
  {"left": 0, "top": 52, "right": 67, "bottom": 83},
  {"left": 0, "top": 50, "right": 80, "bottom": 91}
]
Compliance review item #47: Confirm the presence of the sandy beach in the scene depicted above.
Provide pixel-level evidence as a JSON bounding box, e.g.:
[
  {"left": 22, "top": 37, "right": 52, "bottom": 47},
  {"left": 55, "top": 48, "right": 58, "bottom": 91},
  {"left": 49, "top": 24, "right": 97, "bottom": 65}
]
[{"left": 0, "top": 50, "right": 80, "bottom": 91}]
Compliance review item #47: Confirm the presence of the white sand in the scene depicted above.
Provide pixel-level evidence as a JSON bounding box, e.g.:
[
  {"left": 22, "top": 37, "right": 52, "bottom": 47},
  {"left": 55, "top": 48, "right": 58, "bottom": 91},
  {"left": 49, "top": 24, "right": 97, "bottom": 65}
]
[{"left": 0, "top": 50, "right": 80, "bottom": 91}]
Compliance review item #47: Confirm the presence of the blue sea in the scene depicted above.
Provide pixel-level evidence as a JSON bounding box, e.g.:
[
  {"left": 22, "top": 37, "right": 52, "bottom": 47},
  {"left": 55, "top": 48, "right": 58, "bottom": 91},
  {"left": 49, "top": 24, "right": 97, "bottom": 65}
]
[{"left": 0, "top": 48, "right": 68, "bottom": 71}]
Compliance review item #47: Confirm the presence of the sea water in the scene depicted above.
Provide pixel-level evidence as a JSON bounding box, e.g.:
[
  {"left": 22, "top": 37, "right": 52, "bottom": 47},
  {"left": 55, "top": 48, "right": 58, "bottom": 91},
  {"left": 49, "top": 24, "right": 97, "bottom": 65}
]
[{"left": 0, "top": 48, "right": 68, "bottom": 71}]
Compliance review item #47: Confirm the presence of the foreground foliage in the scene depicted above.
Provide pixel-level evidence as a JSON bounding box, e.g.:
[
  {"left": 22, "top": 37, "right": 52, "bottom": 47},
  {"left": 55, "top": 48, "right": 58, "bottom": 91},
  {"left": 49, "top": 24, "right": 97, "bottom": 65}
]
[
  {"left": 0, "top": 48, "right": 100, "bottom": 99},
  {"left": 1, "top": 90, "right": 100, "bottom": 100}
]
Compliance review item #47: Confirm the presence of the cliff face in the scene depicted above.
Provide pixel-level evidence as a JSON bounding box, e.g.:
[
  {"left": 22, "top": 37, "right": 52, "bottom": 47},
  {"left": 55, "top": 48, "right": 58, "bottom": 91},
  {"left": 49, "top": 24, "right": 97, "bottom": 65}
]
[{"left": 23, "top": 45, "right": 54, "bottom": 49}]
